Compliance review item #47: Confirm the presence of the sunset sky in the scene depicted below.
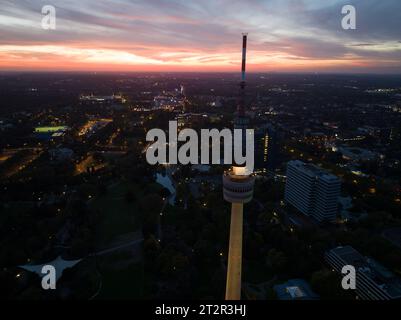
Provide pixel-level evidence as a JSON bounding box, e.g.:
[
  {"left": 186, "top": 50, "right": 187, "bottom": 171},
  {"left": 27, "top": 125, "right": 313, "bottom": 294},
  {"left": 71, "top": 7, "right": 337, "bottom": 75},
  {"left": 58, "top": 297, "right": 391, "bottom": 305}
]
[{"left": 1, "top": 0, "right": 400, "bottom": 73}]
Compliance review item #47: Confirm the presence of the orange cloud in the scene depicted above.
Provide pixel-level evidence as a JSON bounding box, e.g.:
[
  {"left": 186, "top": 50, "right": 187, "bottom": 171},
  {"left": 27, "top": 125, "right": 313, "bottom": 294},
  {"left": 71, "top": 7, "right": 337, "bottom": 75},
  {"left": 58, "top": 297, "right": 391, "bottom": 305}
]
[{"left": 0, "top": 43, "right": 395, "bottom": 73}]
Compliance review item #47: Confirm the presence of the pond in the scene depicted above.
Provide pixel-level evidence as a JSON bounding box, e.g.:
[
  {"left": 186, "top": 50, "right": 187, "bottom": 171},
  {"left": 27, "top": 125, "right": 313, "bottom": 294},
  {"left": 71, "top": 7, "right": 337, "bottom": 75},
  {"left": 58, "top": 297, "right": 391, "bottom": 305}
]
[{"left": 156, "top": 173, "right": 176, "bottom": 205}]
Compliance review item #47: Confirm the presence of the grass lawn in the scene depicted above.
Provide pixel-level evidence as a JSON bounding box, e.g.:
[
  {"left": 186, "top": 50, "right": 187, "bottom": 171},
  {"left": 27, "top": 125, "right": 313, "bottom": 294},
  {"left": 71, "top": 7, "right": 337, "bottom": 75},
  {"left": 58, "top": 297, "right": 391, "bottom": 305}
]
[
  {"left": 88, "top": 179, "right": 164, "bottom": 299},
  {"left": 90, "top": 179, "right": 163, "bottom": 245},
  {"left": 35, "top": 126, "right": 67, "bottom": 133}
]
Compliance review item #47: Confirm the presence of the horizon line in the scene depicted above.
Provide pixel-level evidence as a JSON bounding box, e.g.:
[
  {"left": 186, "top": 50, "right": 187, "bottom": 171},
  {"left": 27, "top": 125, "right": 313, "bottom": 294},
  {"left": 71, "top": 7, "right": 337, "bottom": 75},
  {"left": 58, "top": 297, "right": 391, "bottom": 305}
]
[{"left": 1, "top": 70, "right": 401, "bottom": 76}]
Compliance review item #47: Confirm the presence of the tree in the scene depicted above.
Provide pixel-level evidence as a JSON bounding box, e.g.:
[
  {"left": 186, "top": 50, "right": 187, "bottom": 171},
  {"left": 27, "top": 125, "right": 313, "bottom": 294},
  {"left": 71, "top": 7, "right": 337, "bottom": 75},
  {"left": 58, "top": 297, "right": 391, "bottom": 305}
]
[
  {"left": 97, "top": 184, "right": 108, "bottom": 196},
  {"left": 244, "top": 231, "right": 264, "bottom": 259},
  {"left": 160, "top": 188, "right": 171, "bottom": 200},
  {"left": 266, "top": 249, "right": 288, "bottom": 274},
  {"left": 143, "top": 235, "right": 161, "bottom": 267},
  {"left": 124, "top": 190, "right": 135, "bottom": 203},
  {"left": 157, "top": 245, "right": 189, "bottom": 277},
  {"left": 310, "top": 269, "right": 353, "bottom": 300},
  {"left": 141, "top": 193, "right": 163, "bottom": 214}
]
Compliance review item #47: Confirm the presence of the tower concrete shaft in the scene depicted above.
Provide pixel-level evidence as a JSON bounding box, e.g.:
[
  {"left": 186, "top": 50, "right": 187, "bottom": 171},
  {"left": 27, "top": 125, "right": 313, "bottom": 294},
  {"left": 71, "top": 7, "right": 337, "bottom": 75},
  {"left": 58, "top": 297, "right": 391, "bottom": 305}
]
[{"left": 225, "top": 203, "right": 243, "bottom": 300}]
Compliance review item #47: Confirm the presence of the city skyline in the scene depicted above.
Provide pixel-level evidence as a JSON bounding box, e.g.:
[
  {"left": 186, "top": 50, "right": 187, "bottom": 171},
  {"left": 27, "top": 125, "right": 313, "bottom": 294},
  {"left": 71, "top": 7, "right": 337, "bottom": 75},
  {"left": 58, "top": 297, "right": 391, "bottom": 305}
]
[{"left": 1, "top": 0, "right": 401, "bottom": 73}]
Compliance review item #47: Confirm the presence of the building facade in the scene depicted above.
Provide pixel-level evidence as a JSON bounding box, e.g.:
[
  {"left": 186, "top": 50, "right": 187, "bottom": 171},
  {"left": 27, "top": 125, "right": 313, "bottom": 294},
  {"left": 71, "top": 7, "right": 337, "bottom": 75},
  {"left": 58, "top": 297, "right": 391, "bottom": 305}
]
[
  {"left": 284, "top": 160, "right": 341, "bottom": 223},
  {"left": 255, "top": 124, "right": 279, "bottom": 174}
]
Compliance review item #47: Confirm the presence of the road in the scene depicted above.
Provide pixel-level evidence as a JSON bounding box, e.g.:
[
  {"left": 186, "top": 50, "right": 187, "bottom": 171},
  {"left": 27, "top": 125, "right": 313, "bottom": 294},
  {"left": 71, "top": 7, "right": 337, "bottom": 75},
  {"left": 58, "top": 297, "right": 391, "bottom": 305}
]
[{"left": 95, "top": 237, "right": 144, "bottom": 256}]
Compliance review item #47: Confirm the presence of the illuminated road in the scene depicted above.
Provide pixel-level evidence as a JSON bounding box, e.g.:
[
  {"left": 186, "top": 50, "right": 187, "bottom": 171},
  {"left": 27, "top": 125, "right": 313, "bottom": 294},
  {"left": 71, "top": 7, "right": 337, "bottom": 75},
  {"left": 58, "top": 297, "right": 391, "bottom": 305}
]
[
  {"left": 74, "top": 154, "right": 106, "bottom": 175},
  {"left": 4, "top": 149, "right": 43, "bottom": 178},
  {"left": 78, "top": 119, "right": 112, "bottom": 137},
  {"left": 225, "top": 203, "right": 243, "bottom": 300},
  {"left": 74, "top": 154, "right": 94, "bottom": 175}
]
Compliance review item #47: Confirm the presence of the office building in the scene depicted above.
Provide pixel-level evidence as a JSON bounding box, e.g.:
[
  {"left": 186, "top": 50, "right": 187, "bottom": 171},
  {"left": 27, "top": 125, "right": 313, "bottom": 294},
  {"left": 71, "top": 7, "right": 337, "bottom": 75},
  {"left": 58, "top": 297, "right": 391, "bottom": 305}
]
[
  {"left": 255, "top": 124, "right": 279, "bottom": 173},
  {"left": 325, "top": 246, "right": 401, "bottom": 300},
  {"left": 284, "top": 160, "right": 340, "bottom": 223}
]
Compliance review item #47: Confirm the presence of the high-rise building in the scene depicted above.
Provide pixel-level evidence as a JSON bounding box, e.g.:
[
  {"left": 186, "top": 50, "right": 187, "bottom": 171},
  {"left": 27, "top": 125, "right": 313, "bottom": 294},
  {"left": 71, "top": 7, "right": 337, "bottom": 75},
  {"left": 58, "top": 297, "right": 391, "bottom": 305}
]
[
  {"left": 222, "top": 33, "right": 255, "bottom": 300},
  {"left": 255, "top": 124, "right": 278, "bottom": 173},
  {"left": 325, "top": 246, "right": 401, "bottom": 300},
  {"left": 284, "top": 160, "right": 340, "bottom": 223}
]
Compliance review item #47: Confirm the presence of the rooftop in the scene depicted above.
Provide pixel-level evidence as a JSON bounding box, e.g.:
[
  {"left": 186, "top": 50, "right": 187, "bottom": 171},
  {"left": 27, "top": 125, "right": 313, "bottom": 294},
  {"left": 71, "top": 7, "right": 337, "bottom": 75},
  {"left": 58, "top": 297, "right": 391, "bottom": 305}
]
[
  {"left": 328, "top": 246, "right": 401, "bottom": 298},
  {"left": 289, "top": 160, "right": 339, "bottom": 181},
  {"left": 274, "top": 279, "right": 319, "bottom": 300}
]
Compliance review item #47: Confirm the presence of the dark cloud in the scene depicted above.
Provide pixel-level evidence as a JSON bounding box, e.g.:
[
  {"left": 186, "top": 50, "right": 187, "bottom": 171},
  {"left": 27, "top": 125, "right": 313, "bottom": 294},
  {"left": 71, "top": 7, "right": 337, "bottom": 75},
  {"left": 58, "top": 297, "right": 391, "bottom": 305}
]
[{"left": 301, "top": 0, "right": 401, "bottom": 42}]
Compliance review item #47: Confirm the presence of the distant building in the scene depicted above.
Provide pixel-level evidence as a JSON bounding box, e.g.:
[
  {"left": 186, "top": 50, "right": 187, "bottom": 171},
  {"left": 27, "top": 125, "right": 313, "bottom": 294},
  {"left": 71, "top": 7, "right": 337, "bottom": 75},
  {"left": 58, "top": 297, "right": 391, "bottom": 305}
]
[
  {"left": 358, "top": 126, "right": 393, "bottom": 143},
  {"left": 274, "top": 279, "right": 319, "bottom": 300},
  {"left": 176, "top": 114, "right": 186, "bottom": 130},
  {"left": 175, "top": 113, "right": 192, "bottom": 130},
  {"left": 338, "top": 146, "right": 379, "bottom": 162},
  {"left": 209, "top": 97, "right": 223, "bottom": 108},
  {"left": 79, "top": 94, "right": 125, "bottom": 105},
  {"left": 284, "top": 160, "right": 341, "bottom": 223},
  {"left": 325, "top": 246, "right": 401, "bottom": 300},
  {"left": 255, "top": 124, "right": 279, "bottom": 173},
  {"left": 0, "top": 119, "right": 14, "bottom": 131},
  {"left": 153, "top": 88, "right": 185, "bottom": 110}
]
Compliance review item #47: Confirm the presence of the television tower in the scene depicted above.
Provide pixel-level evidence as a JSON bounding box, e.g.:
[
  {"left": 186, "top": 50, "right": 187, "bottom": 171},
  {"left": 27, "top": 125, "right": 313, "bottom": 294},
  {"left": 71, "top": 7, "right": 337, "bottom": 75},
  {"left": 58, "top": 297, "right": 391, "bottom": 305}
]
[{"left": 222, "top": 33, "right": 255, "bottom": 300}]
